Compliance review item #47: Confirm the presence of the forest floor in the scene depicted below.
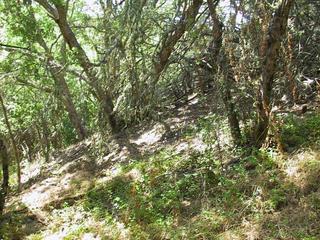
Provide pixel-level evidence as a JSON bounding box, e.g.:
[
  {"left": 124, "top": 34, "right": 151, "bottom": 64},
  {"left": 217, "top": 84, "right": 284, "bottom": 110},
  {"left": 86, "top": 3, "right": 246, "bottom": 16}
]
[{"left": 1, "top": 95, "right": 320, "bottom": 240}]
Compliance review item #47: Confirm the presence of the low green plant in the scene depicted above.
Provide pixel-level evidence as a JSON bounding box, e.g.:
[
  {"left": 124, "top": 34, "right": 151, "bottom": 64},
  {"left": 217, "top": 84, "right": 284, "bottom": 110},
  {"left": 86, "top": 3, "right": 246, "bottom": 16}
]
[
  {"left": 27, "top": 234, "right": 43, "bottom": 240},
  {"left": 63, "top": 226, "right": 91, "bottom": 240},
  {"left": 280, "top": 113, "right": 320, "bottom": 150}
]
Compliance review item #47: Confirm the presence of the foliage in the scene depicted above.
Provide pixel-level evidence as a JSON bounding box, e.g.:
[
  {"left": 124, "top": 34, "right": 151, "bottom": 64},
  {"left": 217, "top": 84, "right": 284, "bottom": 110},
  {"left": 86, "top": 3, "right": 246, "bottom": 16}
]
[
  {"left": 280, "top": 113, "right": 320, "bottom": 150},
  {"left": 80, "top": 141, "right": 320, "bottom": 239},
  {"left": 0, "top": 0, "right": 319, "bottom": 239},
  {"left": 0, "top": 0, "right": 318, "bottom": 158}
]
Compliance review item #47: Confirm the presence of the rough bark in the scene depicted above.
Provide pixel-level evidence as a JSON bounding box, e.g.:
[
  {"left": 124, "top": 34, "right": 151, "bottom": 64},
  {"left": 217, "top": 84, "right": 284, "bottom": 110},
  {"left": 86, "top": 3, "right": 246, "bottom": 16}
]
[
  {"left": 0, "top": 93, "right": 21, "bottom": 191},
  {"left": 34, "top": 0, "right": 120, "bottom": 133},
  {"left": 208, "top": 0, "right": 242, "bottom": 146},
  {"left": 254, "top": 0, "right": 294, "bottom": 147},
  {"left": 143, "top": 0, "right": 203, "bottom": 114},
  {"left": 0, "top": 138, "right": 9, "bottom": 215},
  {"left": 153, "top": 0, "right": 203, "bottom": 80},
  {"left": 32, "top": 16, "right": 87, "bottom": 140}
]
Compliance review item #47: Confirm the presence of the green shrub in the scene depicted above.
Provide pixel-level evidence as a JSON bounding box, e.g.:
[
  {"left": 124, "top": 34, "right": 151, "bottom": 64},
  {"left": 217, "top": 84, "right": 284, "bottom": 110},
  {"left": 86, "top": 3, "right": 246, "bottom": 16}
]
[{"left": 280, "top": 113, "right": 320, "bottom": 150}]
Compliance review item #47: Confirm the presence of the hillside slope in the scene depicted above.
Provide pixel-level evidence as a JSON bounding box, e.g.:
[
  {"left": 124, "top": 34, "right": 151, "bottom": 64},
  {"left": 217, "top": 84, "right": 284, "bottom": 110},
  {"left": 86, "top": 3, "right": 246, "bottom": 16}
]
[{"left": 1, "top": 98, "right": 320, "bottom": 240}]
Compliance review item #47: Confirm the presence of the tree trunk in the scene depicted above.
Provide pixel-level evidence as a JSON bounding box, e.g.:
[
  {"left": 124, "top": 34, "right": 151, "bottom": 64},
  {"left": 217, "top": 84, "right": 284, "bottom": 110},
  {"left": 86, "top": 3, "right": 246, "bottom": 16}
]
[
  {"left": 27, "top": 9, "right": 87, "bottom": 141},
  {"left": 33, "top": 0, "right": 120, "bottom": 133},
  {"left": 56, "top": 4, "right": 119, "bottom": 133},
  {"left": 0, "top": 138, "right": 9, "bottom": 215},
  {"left": 220, "top": 62, "right": 242, "bottom": 146},
  {"left": 285, "top": 31, "right": 298, "bottom": 103},
  {"left": 0, "top": 93, "right": 21, "bottom": 191},
  {"left": 208, "top": 0, "right": 242, "bottom": 146},
  {"left": 48, "top": 58, "right": 88, "bottom": 140},
  {"left": 140, "top": 0, "right": 203, "bottom": 116},
  {"left": 153, "top": 0, "right": 203, "bottom": 81},
  {"left": 40, "top": 114, "right": 50, "bottom": 162},
  {"left": 253, "top": 0, "right": 294, "bottom": 147}
]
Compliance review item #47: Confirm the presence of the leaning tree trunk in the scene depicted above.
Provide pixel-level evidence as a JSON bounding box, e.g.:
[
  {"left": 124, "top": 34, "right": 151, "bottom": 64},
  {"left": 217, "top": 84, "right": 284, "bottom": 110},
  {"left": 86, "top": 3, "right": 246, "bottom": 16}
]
[
  {"left": 0, "top": 138, "right": 9, "bottom": 215},
  {"left": 43, "top": 47, "right": 88, "bottom": 141},
  {"left": 137, "top": 0, "right": 204, "bottom": 118},
  {"left": 208, "top": 0, "right": 242, "bottom": 146},
  {"left": 27, "top": 7, "right": 87, "bottom": 140},
  {"left": 33, "top": 0, "right": 120, "bottom": 133},
  {"left": 0, "top": 93, "right": 21, "bottom": 191},
  {"left": 54, "top": 3, "right": 119, "bottom": 133},
  {"left": 39, "top": 114, "right": 51, "bottom": 162},
  {"left": 254, "top": 0, "right": 294, "bottom": 147},
  {"left": 152, "top": 0, "right": 203, "bottom": 84}
]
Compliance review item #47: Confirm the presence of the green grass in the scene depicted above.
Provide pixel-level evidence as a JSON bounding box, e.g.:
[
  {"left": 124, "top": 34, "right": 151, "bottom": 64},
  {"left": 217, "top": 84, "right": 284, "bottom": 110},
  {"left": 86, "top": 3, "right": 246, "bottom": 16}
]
[
  {"left": 280, "top": 113, "right": 320, "bottom": 150},
  {"left": 78, "top": 113, "right": 320, "bottom": 238},
  {"left": 80, "top": 145, "right": 320, "bottom": 239},
  {"left": 2, "top": 113, "right": 320, "bottom": 239}
]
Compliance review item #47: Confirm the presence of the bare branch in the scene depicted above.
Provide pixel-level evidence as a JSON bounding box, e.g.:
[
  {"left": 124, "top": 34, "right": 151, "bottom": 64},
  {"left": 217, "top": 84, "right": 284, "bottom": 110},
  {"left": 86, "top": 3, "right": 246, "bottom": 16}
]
[{"left": 0, "top": 43, "right": 29, "bottom": 51}]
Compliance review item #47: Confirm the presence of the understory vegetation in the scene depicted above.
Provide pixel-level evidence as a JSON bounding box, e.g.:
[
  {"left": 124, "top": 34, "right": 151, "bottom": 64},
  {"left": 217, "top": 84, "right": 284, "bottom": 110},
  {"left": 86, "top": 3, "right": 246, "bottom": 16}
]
[
  {"left": 0, "top": 0, "right": 319, "bottom": 239},
  {"left": 1, "top": 111, "right": 320, "bottom": 239},
  {"left": 70, "top": 114, "right": 320, "bottom": 239}
]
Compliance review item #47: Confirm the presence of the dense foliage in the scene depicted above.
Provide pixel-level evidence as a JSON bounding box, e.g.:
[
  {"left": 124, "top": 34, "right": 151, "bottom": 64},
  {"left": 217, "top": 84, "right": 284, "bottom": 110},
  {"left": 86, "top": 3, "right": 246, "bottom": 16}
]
[
  {"left": 0, "top": 0, "right": 319, "bottom": 238},
  {"left": 0, "top": 0, "right": 319, "bottom": 149}
]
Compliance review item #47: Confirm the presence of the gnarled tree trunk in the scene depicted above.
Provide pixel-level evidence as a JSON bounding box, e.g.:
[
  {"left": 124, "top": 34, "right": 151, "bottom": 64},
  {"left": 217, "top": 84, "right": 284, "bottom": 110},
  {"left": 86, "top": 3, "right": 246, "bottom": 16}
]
[
  {"left": 208, "top": 0, "right": 242, "bottom": 146},
  {"left": 34, "top": 20, "right": 88, "bottom": 140},
  {"left": 153, "top": 0, "right": 204, "bottom": 82},
  {"left": 34, "top": 0, "right": 120, "bottom": 133},
  {"left": 0, "top": 93, "right": 21, "bottom": 191},
  {"left": 254, "top": 0, "right": 294, "bottom": 147},
  {"left": 0, "top": 138, "right": 9, "bottom": 215}
]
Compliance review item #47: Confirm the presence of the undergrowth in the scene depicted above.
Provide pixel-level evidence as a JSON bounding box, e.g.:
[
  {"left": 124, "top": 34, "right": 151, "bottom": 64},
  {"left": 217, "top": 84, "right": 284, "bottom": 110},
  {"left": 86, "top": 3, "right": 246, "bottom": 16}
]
[
  {"left": 2, "top": 113, "right": 320, "bottom": 239},
  {"left": 280, "top": 113, "right": 320, "bottom": 151},
  {"left": 81, "top": 146, "right": 318, "bottom": 239},
  {"left": 79, "top": 113, "right": 320, "bottom": 239}
]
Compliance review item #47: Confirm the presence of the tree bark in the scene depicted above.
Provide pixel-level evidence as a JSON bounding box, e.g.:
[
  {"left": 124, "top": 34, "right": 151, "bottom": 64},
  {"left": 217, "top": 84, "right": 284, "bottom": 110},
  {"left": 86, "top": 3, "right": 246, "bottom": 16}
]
[
  {"left": 254, "top": 0, "right": 294, "bottom": 147},
  {"left": 34, "top": 0, "right": 120, "bottom": 133},
  {"left": 208, "top": 0, "right": 242, "bottom": 146},
  {"left": 153, "top": 0, "right": 203, "bottom": 80},
  {"left": 33, "top": 18, "right": 88, "bottom": 140},
  {"left": 0, "top": 93, "right": 21, "bottom": 191},
  {"left": 0, "top": 138, "right": 9, "bottom": 215},
  {"left": 143, "top": 0, "right": 203, "bottom": 114},
  {"left": 284, "top": 31, "right": 298, "bottom": 103},
  {"left": 220, "top": 63, "right": 242, "bottom": 146}
]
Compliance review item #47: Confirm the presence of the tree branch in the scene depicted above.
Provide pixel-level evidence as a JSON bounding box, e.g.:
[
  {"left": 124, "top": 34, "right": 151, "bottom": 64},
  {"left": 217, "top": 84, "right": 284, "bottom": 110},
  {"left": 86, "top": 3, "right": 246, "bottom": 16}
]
[
  {"left": 33, "top": 0, "right": 59, "bottom": 20},
  {"left": 0, "top": 43, "right": 29, "bottom": 51}
]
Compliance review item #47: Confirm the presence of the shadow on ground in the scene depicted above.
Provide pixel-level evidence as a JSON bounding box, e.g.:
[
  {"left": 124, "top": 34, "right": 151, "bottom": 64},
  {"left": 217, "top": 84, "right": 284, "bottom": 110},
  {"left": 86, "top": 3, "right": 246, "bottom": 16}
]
[{"left": 0, "top": 207, "right": 44, "bottom": 240}]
